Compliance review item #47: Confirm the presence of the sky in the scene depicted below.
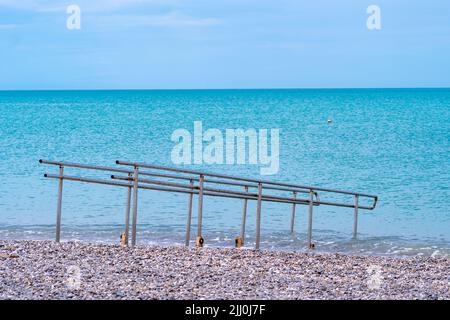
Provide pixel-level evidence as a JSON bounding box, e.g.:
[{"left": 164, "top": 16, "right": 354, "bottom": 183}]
[{"left": 0, "top": 0, "right": 449, "bottom": 90}]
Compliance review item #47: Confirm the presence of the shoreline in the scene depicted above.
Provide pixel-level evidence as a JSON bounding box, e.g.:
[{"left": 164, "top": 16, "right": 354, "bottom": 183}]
[
  {"left": 2, "top": 227, "right": 449, "bottom": 258},
  {"left": 0, "top": 240, "right": 448, "bottom": 300}
]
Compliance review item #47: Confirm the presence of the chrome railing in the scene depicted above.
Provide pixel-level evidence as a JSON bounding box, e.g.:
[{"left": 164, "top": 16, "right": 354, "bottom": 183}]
[{"left": 40, "top": 159, "right": 378, "bottom": 249}]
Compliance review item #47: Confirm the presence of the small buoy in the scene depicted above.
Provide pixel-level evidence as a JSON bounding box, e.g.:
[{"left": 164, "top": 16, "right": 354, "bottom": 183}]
[{"left": 327, "top": 119, "right": 332, "bottom": 124}]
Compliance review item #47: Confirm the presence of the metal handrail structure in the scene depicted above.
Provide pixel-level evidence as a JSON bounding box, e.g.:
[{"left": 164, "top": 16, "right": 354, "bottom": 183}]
[{"left": 39, "top": 159, "right": 378, "bottom": 249}]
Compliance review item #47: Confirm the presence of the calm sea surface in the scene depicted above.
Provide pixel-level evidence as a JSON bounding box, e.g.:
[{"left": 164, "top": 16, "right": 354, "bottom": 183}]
[{"left": 0, "top": 89, "right": 449, "bottom": 257}]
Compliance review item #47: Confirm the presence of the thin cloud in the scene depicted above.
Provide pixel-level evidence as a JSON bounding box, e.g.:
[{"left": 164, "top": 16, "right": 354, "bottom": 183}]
[
  {"left": 96, "top": 11, "right": 222, "bottom": 28},
  {"left": 0, "top": 0, "right": 63, "bottom": 12},
  {"left": 0, "top": 0, "right": 39, "bottom": 10},
  {"left": 0, "top": 24, "right": 19, "bottom": 30},
  {"left": 0, "top": 0, "right": 178, "bottom": 12}
]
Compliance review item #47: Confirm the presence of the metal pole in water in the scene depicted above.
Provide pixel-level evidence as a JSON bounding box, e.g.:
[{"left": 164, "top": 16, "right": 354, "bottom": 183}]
[
  {"left": 307, "top": 190, "right": 314, "bottom": 249},
  {"left": 290, "top": 191, "right": 297, "bottom": 234},
  {"left": 239, "top": 186, "right": 249, "bottom": 244},
  {"left": 255, "top": 182, "right": 263, "bottom": 250},
  {"left": 185, "top": 179, "right": 194, "bottom": 246},
  {"left": 196, "top": 174, "right": 204, "bottom": 246},
  {"left": 131, "top": 166, "right": 139, "bottom": 247},
  {"left": 353, "top": 195, "right": 359, "bottom": 239},
  {"left": 123, "top": 172, "right": 132, "bottom": 246},
  {"left": 55, "top": 165, "right": 64, "bottom": 243}
]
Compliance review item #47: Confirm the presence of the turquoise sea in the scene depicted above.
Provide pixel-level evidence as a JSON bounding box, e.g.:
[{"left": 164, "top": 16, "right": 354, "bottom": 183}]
[{"left": 0, "top": 89, "right": 449, "bottom": 257}]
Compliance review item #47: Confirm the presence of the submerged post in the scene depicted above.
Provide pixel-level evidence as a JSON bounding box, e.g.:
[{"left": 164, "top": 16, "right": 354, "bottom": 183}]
[
  {"left": 255, "top": 182, "right": 263, "bottom": 250},
  {"left": 289, "top": 191, "right": 297, "bottom": 234},
  {"left": 353, "top": 195, "right": 359, "bottom": 239},
  {"left": 131, "top": 166, "right": 139, "bottom": 247},
  {"left": 55, "top": 165, "right": 64, "bottom": 243},
  {"left": 307, "top": 189, "right": 314, "bottom": 249},
  {"left": 185, "top": 179, "right": 194, "bottom": 246},
  {"left": 123, "top": 172, "right": 132, "bottom": 246},
  {"left": 196, "top": 174, "right": 204, "bottom": 247},
  {"left": 237, "top": 186, "right": 249, "bottom": 247}
]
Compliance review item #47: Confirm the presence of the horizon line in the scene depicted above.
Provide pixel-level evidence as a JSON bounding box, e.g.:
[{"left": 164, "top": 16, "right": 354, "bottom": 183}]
[{"left": 1, "top": 86, "right": 450, "bottom": 92}]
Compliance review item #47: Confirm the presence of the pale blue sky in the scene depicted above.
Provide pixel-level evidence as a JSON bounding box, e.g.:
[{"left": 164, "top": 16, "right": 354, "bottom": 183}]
[{"left": 0, "top": 0, "right": 449, "bottom": 90}]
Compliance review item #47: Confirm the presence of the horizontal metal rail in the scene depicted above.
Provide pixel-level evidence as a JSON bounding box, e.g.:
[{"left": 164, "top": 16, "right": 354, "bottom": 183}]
[
  {"left": 40, "top": 159, "right": 316, "bottom": 196},
  {"left": 45, "top": 174, "right": 316, "bottom": 205},
  {"left": 116, "top": 160, "right": 378, "bottom": 200},
  {"left": 111, "top": 175, "right": 343, "bottom": 208},
  {"left": 40, "top": 159, "right": 378, "bottom": 250}
]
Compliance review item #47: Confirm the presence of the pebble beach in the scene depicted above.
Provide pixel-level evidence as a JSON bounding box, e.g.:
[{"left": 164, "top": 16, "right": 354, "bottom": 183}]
[{"left": 0, "top": 240, "right": 448, "bottom": 300}]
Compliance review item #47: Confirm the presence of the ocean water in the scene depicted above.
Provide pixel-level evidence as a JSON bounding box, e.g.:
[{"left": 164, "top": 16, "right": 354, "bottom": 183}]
[{"left": 0, "top": 89, "right": 449, "bottom": 257}]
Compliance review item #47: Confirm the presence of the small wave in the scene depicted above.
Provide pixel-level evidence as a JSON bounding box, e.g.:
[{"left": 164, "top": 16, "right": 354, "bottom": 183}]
[{"left": 0, "top": 226, "right": 448, "bottom": 258}]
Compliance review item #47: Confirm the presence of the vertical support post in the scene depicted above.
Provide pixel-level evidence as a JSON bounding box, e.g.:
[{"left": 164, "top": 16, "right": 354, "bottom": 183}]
[
  {"left": 123, "top": 172, "right": 132, "bottom": 246},
  {"left": 131, "top": 166, "right": 139, "bottom": 247},
  {"left": 255, "top": 182, "right": 263, "bottom": 250},
  {"left": 55, "top": 165, "right": 64, "bottom": 243},
  {"left": 196, "top": 174, "right": 204, "bottom": 247},
  {"left": 307, "top": 189, "right": 314, "bottom": 249},
  {"left": 353, "top": 195, "right": 359, "bottom": 239},
  {"left": 289, "top": 191, "right": 297, "bottom": 234},
  {"left": 239, "top": 186, "right": 249, "bottom": 244},
  {"left": 185, "top": 179, "right": 194, "bottom": 246}
]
